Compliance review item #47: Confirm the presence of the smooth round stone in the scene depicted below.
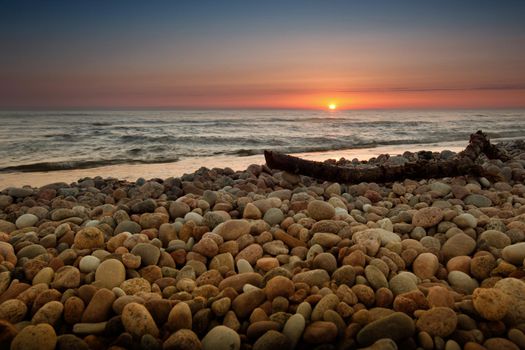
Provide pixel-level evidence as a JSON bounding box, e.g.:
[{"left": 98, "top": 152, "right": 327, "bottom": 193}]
[
  {"left": 430, "top": 182, "right": 451, "bottom": 196},
  {"left": 313, "top": 253, "right": 337, "bottom": 274},
  {"left": 283, "top": 313, "right": 305, "bottom": 349},
  {"left": 202, "top": 325, "right": 241, "bottom": 350},
  {"left": 184, "top": 212, "right": 204, "bottom": 225},
  {"left": 168, "top": 301, "right": 192, "bottom": 331},
  {"left": 448, "top": 271, "right": 479, "bottom": 294},
  {"left": 307, "top": 200, "right": 335, "bottom": 221},
  {"left": 11, "top": 323, "right": 57, "bottom": 350},
  {"left": 502, "top": 243, "right": 525, "bottom": 265},
  {"left": 114, "top": 220, "right": 142, "bottom": 234},
  {"left": 265, "top": 276, "right": 294, "bottom": 300},
  {"left": 212, "top": 220, "right": 251, "bottom": 241},
  {"left": 0, "top": 299, "right": 27, "bottom": 323},
  {"left": 389, "top": 272, "right": 418, "bottom": 295},
  {"left": 52, "top": 266, "right": 80, "bottom": 289},
  {"left": 15, "top": 213, "right": 39, "bottom": 229},
  {"left": 479, "top": 230, "right": 511, "bottom": 249},
  {"left": 441, "top": 233, "right": 476, "bottom": 261},
  {"left": 131, "top": 243, "right": 161, "bottom": 266},
  {"left": 17, "top": 244, "right": 47, "bottom": 259},
  {"left": 169, "top": 201, "right": 191, "bottom": 219},
  {"left": 33, "top": 267, "right": 55, "bottom": 285},
  {"left": 472, "top": 287, "right": 509, "bottom": 321},
  {"left": 364, "top": 265, "right": 388, "bottom": 290},
  {"left": 74, "top": 227, "right": 105, "bottom": 250},
  {"left": 95, "top": 259, "right": 126, "bottom": 289},
  {"left": 412, "top": 207, "right": 443, "bottom": 228},
  {"left": 236, "top": 259, "right": 253, "bottom": 274},
  {"left": 464, "top": 194, "right": 492, "bottom": 207},
  {"left": 122, "top": 302, "right": 159, "bottom": 338},
  {"left": 32, "top": 300, "right": 64, "bottom": 325},
  {"left": 453, "top": 213, "right": 477, "bottom": 229},
  {"left": 357, "top": 312, "right": 415, "bottom": 346},
  {"left": 416, "top": 307, "right": 457, "bottom": 337},
  {"left": 79, "top": 255, "right": 101, "bottom": 273},
  {"left": 412, "top": 253, "right": 439, "bottom": 279},
  {"left": 263, "top": 207, "right": 284, "bottom": 226},
  {"left": 243, "top": 203, "right": 262, "bottom": 220},
  {"left": 292, "top": 269, "right": 330, "bottom": 287},
  {"left": 311, "top": 294, "right": 339, "bottom": 321}
]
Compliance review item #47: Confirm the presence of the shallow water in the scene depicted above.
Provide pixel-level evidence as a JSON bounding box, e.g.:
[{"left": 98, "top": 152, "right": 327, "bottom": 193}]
[{"left": 0, "top": 109, "right": 523, "bottom": 173}]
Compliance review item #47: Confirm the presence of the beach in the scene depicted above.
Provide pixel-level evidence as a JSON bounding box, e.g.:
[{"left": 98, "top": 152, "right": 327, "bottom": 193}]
[{"left": 1, "top": 136, "right": 525, "bottom": 349}]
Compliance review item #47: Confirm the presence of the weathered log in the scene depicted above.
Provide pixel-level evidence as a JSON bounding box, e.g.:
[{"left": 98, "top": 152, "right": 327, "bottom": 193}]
[{"left": 264, "top": 130, "right": 508, "bottom": 184}]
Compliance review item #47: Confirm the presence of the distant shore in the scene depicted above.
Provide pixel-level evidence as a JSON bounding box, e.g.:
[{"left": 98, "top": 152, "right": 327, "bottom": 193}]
[{"left": 0, "top": 142, "right": 467, "bottom": 189}]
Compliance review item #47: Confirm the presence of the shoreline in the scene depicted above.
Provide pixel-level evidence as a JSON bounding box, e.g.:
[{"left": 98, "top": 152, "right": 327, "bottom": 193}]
[{"left": 0, "top": 141, "right": 468, "bottom": 190}]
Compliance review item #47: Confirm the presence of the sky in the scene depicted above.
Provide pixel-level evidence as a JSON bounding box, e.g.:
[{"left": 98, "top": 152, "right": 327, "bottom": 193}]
[{"left": 1, "top": 0, "right": 525, "bottom": 109}]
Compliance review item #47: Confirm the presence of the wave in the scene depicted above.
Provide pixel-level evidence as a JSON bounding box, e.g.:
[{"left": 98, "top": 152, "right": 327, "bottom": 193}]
[{"left": 0, "top": 157, "right": 180, "bottom": 173}]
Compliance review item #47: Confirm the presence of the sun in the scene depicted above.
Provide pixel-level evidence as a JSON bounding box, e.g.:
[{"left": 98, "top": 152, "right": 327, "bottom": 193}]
[{"left": 328, "top": 103, "right": 337, "bottom": 110}]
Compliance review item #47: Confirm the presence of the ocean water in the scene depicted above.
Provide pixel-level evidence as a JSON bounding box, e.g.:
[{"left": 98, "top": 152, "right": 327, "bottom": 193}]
[{"left": 0, "top": 109, "right": 524, "bottom": 173}]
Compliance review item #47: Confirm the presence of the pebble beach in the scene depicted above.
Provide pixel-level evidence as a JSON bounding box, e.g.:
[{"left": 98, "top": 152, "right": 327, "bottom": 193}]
[{"left": 1, "top": 140, "right": 525, "bottom": 350}]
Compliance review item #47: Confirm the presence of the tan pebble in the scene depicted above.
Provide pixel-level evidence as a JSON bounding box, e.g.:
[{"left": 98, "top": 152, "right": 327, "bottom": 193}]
[
  {"left": 163, "top": 329, "right": 202, "bottom": 350},
  {"left": 11, "top": 323, "right": 56, "bottom": 350},
  {"left": 31, "top": 300, "right": 63, "bottom": 325},
  {"left": 416, "top": 307, "right": 457, "bottom": 337},
  {"left": 211, "top": 297, "right": 231, "bottom": 317},
  {"left": 120, "top": 278, "right": 151, "bottom": 295},
  {"left": 122, "top": 302, "right": 159, "bottom": 338},
  {"left": 64, "top": 296, "right": 85, "bottom": 324},
  {"left": 73, "top": 227, "right": 105, "bottom": 250},
  {"left": 472, "top": 287, "right": 509, "bottom": 321},
  {"left": 265, "top": 276, "right": 294, "bottom": 300},
  {"left": 0, "top": 299, "right": 27, "bottom": 323},
  {"left": 168, "top": 301, "right": 192, "bottom": 331},
  {"left": 201, "top": 325, "right": 240, "bottom": 350}
]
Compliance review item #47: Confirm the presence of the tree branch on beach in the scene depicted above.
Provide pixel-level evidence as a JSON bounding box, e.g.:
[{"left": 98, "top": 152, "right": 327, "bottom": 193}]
[{"left": 264, "top": 130, "right": 511, "bottom": 183}]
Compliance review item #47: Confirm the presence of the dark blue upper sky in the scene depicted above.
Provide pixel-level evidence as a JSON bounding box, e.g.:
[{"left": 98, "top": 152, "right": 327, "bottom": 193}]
[{"left": 1, "top": 0, "right": 524, "bottom": 108}]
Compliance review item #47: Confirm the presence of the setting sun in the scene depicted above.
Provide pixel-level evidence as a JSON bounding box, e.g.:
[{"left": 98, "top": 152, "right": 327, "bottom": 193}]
[{"left": 328, "top": 103, "right": 337, "bottom": 110}]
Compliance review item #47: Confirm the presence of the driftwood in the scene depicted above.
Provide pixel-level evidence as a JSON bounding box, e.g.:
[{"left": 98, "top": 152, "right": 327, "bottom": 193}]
[{"left": 264, "top": 130, "right": 510, "bottom": 184}]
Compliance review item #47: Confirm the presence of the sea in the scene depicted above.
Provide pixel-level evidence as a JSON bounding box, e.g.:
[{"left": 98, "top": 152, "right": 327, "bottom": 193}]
[{"left": 0, "top": 109, "right": 524, "bottom": 175}]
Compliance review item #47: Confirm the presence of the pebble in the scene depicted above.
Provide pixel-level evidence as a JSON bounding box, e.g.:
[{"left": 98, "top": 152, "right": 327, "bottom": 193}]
[
  {"left": 303, "top": 321, "right": 338, "bottom": 344},
  {"left": 0, "top": 299, "right": 27, "bottom": 323},
  {"left": 11, "top": 323, "right": 57, "bottom": 350},
  {"left": 95, "top": 258, "right": 126, "bottom": 289},
  {"left": 282, "top": 313, "right": 305, "bottom": 349},
  {"left": 131, "top": 243, "right": 161, "bottom": 266},
  {"left": 442, "top": 233, "right": 476, "bottom": 260},
  {"left": 15, "top": 213, "right": 39, "bottom": 228},
  {"left": 163, "top": 329, "right": 202, "bottom": 350},
  {"left": 357, "top": 312, "right": 415, "bottom": 346},
  {"left": 502, "top": 242, "right": 525, "bottom": 265},
  {"left": 212, "top": 220, "right": 251, "bottom": 240},
  {"left": 31, "top": 300, "right": 64, "bottom": 325},
  {"left": 412, "top": 207, "right": 443, "bottom": 228},
  {"left": 412, "top": 252, "right": 439, "bottom": 279},
  {"left": 73, "top": 227, "right": 105, "bottom": 249},
  {"left": 416, "top": 307, "right": 457, "bottom": 337},
  {"left": 122, "top": 302, "right": 159, "bottom": 338},
  {"left": 79, "top": 255, "right": 101, "bottom": 273},
  {"left": 202, "top": 325, "right": 241, "bottom": 350},
  {"left": 307, "top": 200, "right": 335, "bottom": 220},
  {"left": 472, "top": 287, "right": 509, "bottom": 321}
]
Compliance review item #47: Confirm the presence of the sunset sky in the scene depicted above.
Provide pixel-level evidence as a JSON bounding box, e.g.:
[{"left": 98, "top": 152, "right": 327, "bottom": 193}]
[{"left": 1, "top": 1, "right": 524, "bottom": 109}]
